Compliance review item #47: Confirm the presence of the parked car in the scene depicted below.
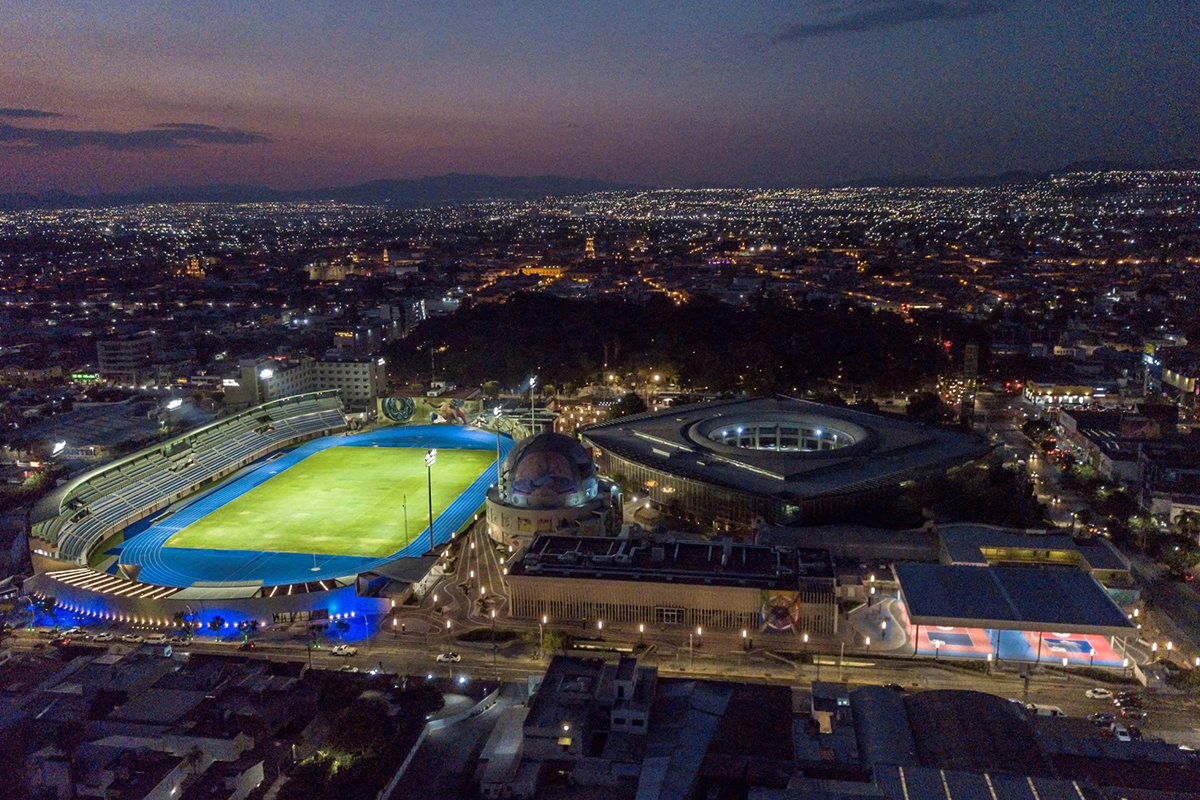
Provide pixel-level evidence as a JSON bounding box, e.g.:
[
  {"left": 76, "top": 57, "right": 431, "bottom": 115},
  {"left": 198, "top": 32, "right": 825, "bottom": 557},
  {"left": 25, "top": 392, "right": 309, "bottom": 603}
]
[
  {"left": 237, "top": 641, "right": 256, "bottom": 651},
  {"left": 50, "top": 637, "right": 72, "bottom": 647},
  {"left": 144, "top": 633, "right": 168, "bottom": 645},
  {"left": 883, "top": 683, "right": 906, "bottom": 693},
  {"left": 120, "top": 634, "right": 145, "bottom": 644},
  {"left": 1112, "top": 723, "right": 1132, "bottom": 742},
  {"left": 92, "top": 632, "right": 115, "bottom": 642},
  {"left": 1086, "top": 687, "right": 1113, "bottom": 699},
  {"left": 1089, "top": 712, "right": 1116, "bottom": 726},
  {"left": 59, "top": 627, "right": 84, "bottom": 637},
  {"left": 1120, "top": 708, "right": 1148, "bottom": 722},
  {"left": 331, "top": 644, "right": 358, "bottom": 657},
  {"left": 436, "top": 652, "right": 462, "bottom": 663}
]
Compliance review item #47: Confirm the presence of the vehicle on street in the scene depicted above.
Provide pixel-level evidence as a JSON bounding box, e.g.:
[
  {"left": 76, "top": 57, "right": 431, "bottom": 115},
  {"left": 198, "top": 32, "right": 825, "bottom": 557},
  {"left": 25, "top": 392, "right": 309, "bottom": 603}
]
[
  {"left": 1120, "top": 708, "right": 1148, "bottom": 722},
  {"left": 331, "top": 644, "right": 358, "bottom": 656},
  {"left": 144, "top": 633, "right": 168, "bottom": 645},
  {"left": 339, "top": 664, "right": 359, "bottom": 672},
  {"left": 883, "top": 683, "right": 905, "bottom": 693},
  {"left": 1086, "top": 687, "right": 1113, "bottom": 699},
  {"left": 436, "top": 652, "right": 462, "bottom": 663},
  {"left": 60, "top": 627, "right": 84, "bottom": 637},
  {"left": 1089, "top": 712, "right": 1116, "bottom": 726},
  {"left": 1112, "top": 723, "right": 1132, "bottom": 742},
  {"left": 50, "top": 637, "right": 72, "bottom": 647},
  {"left": 92, "top": 632, "right": 115, "bottom": 642},
  {"left": 1027, "top": 704, "right": 1066, "bottom": 717},
  {"left": 120, "top": 634, "right": 144, "bottom": 644}
]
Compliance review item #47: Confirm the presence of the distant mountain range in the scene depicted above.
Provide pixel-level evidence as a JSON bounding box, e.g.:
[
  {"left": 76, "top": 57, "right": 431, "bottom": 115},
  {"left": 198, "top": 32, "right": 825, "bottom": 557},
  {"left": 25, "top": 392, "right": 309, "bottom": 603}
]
[
  {"left": 0, "top": 173, "right": 639, "bottom": 211},
  {"left": 828, "top": 158, "right": 1200, "bottom": 189},
  {"left": 3, "top": 159, "right": 1198, "bottom": 210}
]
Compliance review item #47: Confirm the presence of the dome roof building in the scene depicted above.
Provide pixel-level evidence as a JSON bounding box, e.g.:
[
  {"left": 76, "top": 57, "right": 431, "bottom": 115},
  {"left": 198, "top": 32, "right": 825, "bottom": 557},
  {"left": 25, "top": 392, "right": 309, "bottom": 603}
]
[
  {"left": 501, "top": 432, "right": 599, "bottom": 509},
  {"left": 487, "top": 432, "right": 621, "bottom": 543}
]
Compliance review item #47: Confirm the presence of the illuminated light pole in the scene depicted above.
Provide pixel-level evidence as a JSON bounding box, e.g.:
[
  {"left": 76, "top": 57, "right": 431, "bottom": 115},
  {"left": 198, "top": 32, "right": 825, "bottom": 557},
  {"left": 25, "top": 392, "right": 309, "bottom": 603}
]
[
  {"left": 1062, "top": 656, "right": 1070, "bottom": 683},
  {"left": 540, "top": 615, "right": 547, "bottom": 660},
  {"left": 638, "top": 623, "right": 645, "bottom": 646},
  {"left": 742, "top": 629, "right": 748, "bottom": 652},
  {"left": 392, "top": 618, "right": 398, "bottom": 639},
  {"left": 865, "top": 636, "right": 871, "bottom": 653},
  {"left": 425, "top": 449, "right": 437, "bottom": 552},
  {"left": 986, "top": 652, "right": 993, "bottom": 675},
  {"left": 493, "top": 405, "right": 503, "bottom": 487},
  {"left": 529, "top": 376, "right": 538, "bottom": 433}
]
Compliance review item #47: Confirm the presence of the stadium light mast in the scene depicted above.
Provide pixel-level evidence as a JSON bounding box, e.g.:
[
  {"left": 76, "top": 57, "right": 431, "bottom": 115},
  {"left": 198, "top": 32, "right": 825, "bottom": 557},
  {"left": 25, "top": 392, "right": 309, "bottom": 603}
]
[
  {"left": 493, "top": 405, "right": 503, "bottom": 488},
  {"left": 529, "top": 376, "right": 538, "bottom": 434},
  {"left": 425, "top": 449, "right": 437, "bottom": 553}
]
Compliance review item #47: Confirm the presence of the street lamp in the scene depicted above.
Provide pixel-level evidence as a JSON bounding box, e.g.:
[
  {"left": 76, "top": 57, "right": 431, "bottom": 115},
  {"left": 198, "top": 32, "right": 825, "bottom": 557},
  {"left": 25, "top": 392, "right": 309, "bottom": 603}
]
[
  {"left": 392, "top": 618, "right": 397, "bottom": 638},
  {"left": 638, "top": 623, "right": 644, "bottom": 645},
  {"left": 742, "top": 629, "right": 748, "bottom": 651},
  {"left": 425, "top": 449, "right": 437, "bottom": 552},
  {"left": 540, "top": 615, "right": 547, "bottom": 660},
  {"left": 1062, "top": 656, "right": 1069, "bottom": 683}
]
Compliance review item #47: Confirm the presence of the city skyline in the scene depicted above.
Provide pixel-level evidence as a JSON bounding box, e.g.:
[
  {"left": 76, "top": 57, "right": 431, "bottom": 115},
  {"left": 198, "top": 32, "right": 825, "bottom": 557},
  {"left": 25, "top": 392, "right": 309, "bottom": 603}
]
[{"left": 3, "top": 0, "right": 1198, "bottom": 194}]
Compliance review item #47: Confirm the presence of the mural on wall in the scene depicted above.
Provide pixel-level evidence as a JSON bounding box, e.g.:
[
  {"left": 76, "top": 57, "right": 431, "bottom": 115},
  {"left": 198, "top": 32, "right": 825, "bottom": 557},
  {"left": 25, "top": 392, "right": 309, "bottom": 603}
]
[
  {"left": 432, "top": 398, "right": 468, "bottom": 424},
  {"left": 760, "top": 590, "right": 803, "bottom": 633},
  {"left": 381, "top": 397, "right": 416, "bottom": 423}
]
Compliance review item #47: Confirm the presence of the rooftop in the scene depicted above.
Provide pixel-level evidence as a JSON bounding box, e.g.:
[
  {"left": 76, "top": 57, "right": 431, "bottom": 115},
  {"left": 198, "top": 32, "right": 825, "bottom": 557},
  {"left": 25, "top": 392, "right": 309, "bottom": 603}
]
[
  {"left": 510, "top": 534, "right": 832, "bottom": 590},
  {"left": 893, "top": 563, "right": 1135, "bottom": 635},
  {"left": 580, "top": 396, "right": 989, "bottom": 502}
]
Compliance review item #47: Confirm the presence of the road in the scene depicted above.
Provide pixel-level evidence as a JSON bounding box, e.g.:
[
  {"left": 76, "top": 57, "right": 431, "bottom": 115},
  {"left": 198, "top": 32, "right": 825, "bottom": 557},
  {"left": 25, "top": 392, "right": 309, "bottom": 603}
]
[{"left": 13, "top": 625, "right": 1200, "bottom": 747}]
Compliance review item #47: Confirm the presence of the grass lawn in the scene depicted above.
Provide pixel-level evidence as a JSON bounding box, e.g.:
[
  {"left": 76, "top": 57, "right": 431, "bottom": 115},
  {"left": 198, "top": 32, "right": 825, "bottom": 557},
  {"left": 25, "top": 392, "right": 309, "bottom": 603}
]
[{"left": 164, "top": 446, "right": 495, "bottom": 557}]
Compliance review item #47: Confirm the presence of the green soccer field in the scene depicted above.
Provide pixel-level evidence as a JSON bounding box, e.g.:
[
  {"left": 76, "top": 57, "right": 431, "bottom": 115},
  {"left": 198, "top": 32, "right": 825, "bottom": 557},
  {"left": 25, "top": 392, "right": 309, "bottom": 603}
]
[{"left": 164, "top": 446, "right": 495, "bottom": 558}]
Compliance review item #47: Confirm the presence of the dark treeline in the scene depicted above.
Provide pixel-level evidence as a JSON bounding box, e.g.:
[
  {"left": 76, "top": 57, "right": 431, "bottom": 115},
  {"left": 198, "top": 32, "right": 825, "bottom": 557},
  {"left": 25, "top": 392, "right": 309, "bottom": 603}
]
[{"left": 387, "top": 293, "right": 948, "bottom": 394}]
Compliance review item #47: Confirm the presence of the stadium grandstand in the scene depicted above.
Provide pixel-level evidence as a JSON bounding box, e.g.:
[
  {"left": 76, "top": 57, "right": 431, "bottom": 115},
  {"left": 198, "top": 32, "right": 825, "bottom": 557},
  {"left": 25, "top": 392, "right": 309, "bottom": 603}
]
[{"left": 29, "top": 391, "right": 346, "bottom": 567}]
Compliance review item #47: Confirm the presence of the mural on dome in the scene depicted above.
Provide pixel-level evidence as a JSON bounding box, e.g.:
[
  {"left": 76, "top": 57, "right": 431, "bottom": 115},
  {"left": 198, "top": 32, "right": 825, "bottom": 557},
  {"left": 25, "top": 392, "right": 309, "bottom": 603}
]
[
  {"left": 381, "top": 396, "right": 416, "bottom": 423},
  {"left": 507, "top": 434, "right": 597, "bottom": 508}
]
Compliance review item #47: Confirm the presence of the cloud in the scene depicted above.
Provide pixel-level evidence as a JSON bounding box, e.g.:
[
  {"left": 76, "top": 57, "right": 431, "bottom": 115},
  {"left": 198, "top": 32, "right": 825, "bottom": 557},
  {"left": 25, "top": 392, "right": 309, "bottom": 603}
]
[
  {"left": 775, "top": 0, "right": 1000, "bottom": 42},
  {"left": 0, "top": 121, "right": 271, "bottom": 150},
  {"left": 0, "top": 107, "right": 64, "bottom": 119}
]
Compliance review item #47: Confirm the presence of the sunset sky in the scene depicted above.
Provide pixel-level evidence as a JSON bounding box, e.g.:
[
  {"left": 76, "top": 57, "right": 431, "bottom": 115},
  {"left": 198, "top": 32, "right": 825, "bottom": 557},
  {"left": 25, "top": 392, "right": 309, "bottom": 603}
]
[{"left": 3, "top": 0, "right": 1197, "bottom": 193}]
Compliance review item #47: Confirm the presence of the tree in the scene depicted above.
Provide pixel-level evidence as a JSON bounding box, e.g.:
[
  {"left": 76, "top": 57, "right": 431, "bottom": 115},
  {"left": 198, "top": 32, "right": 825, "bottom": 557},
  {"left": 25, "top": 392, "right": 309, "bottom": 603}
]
[
  {"left": 33, "top": 596, "right": 58, "bottom": 628},
  {"left": 208, "top": 615, "right": 226, "bottom": 634},
  {"left": 605, "top": 393, "right": 647, "bottom": 421},
  {"left": 481, "top": 380, "right": 501, "bottom": 400},
  {"left": 906, "top": 391, "right": 945, "bottom": 423}
]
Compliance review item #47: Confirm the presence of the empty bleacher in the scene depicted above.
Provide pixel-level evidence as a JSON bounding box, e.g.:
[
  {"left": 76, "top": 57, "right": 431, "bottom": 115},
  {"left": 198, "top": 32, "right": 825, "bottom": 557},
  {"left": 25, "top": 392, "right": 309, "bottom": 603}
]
[{"left": 32, "top": 392, "right": 346, "bottom": 564}]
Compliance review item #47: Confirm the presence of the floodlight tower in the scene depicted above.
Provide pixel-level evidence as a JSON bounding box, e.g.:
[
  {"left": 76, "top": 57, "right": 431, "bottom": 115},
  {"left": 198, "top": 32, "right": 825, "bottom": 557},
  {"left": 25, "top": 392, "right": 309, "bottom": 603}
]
[{"left": 425, "top": 449, "right": 437, "bottom": 552}]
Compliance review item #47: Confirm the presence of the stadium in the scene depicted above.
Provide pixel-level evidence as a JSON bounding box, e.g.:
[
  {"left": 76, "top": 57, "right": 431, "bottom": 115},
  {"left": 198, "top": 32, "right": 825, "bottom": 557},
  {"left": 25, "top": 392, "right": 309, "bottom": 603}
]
[{"left": 26, "top": 391, "right": 513, "bottom": 632}]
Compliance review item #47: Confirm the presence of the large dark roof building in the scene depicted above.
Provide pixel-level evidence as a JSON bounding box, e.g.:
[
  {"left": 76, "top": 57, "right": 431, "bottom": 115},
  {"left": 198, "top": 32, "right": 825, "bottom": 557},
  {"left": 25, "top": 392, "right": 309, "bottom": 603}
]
[{"left": 580, "top": 396, "right": 990, "bottom": 528}]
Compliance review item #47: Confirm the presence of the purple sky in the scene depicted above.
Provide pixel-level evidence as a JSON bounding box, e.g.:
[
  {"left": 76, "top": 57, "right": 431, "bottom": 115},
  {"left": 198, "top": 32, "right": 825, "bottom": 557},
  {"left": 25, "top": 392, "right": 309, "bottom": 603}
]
[{"left": 2, "top": 0, "right": 1197, "bottom": 193}]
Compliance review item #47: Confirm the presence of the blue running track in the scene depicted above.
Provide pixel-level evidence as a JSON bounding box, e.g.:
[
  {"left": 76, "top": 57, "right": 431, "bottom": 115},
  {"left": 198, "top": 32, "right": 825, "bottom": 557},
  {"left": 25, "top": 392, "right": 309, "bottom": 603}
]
[{"left": 112, "top": 425, "right": 513, "bottom": 588}]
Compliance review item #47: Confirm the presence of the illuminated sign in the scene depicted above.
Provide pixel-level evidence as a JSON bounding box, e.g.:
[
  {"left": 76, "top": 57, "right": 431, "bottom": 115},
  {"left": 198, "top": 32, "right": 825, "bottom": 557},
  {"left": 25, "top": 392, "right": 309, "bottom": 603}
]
[
  {"left": 222, "top": 378, "right": 241, "bottom": 387},
  {"left": 70, "top": 372, "right": 98, "bottom": 382}
]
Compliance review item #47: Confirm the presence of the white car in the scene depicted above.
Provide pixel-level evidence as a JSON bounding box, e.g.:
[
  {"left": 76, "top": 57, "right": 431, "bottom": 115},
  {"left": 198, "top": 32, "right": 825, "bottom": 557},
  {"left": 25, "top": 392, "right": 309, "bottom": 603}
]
[
  {"left": 339, "top": 664, "right": 360, "bottom": 673},
  {"left": 1112, "top": 723, "right": 1132, "bottom": 742},
  {"left": 331, "top": 644, "right": 358, "bottom": 657},
  {"left": 144, "top": 633, "right": 168, "bottom": 645},
  {"left": 120, "top": 634, "right": 145, "bottom": 644},
  {"left": 1086, "top": 687, "right": 1114, "bottom": 699},
  {"left": 92, "top": 632, "right": 115, "bottom": 642},
  {"left": 436, "top": 652, "right": 462, "bottom": 663}
]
